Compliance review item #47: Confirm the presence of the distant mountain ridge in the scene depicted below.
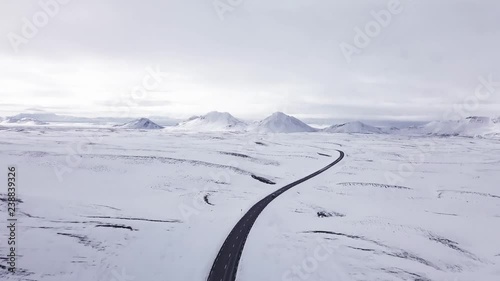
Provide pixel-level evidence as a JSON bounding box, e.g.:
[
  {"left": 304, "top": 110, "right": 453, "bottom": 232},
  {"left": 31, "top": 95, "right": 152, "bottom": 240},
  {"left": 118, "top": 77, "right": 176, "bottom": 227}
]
[
  {"left": 2, "top": 110, "right": 500, "bottom": 138},
  {"left": 6, "top": 111, "right": 179, "bottom": 126},
  {"left": 404, "top": 116, "right": 499, "bottom": 137},
  {"left": 4, "top": 117, "right": 48, "bottom": 125}
]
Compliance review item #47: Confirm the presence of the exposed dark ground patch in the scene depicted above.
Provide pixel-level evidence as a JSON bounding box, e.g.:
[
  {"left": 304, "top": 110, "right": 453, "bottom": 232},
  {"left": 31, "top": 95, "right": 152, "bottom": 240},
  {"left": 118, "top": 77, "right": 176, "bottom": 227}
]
[
  {"left": 428, "top": 234, "right": 480, "bottom": 261},
  {"left": 49, "top": 220, "right": 104, "bottom": 224},
  {"left": 338, "top": 182, "right": 412, "bottom": 190},
  {"left": 386, "top": 152, "right": 404, "bottom": 158},
  {"left": 348, "top": 246, "right": 375, "bottom": 252},
  {"left": 26, "top": 226, "right": 56, "bottom": 229},
  {"left": 95, "top": 224, "right": 135, "bottom": 231},
  {"left": 0, "top": 263, "right": 33, "bottom": 279},
  {"left": 113, "top": 154, "right": 254, "bottom": 174},
  {"left": 204, "top": 193, "right": 214, "bottom": 206},
  {"left": 426, "top": 211, "right": 458, "bottom": 217},
  {"left": 382, "top": 268, "right": 432, "bottom": 281},
  {"left": 219, "top": 151, "right": 251, "bottom": 158},
  {"left": 219, "top": 151, "right": 280, "bottom": 166},
  {"left": 317, "top": 152, "right": 331, "bottom": 157},
  {"left": 303, "top": 230, "right": 439, "bottom": 270},
  {"left": 0, "top": 194, "right": 23, "bottom": 203},
  {"left": 208, "top": 179, "right": 230, "bottom": 185},
  {"left": 317, "top": 211, "right": 345, "bottom": 218},
  {"left": 57, "top": 232, "right": 104, "bottom": 250},
  {"left": 20, "top": 212, "right": 44, "bottom": 218},
  {"left": 255, "top": 142, "right": 266, "bottom": 146},
  {"left": 92, "top": 204, "right": 121, "bottom": 211},
  {"left": 83, "top": 216, "right": 181, "bottom": 223},
  {"left": 437, "top": 190, "right": 500, "bottom": 199},
  {"left": 303, "top": 230, "right": 362, "bottom": 239},
  {"left": 251, "top": 174, "right": 276, "bottom": 185},
  {"left": 385, "top": 251, "right": 439, "bottom": 270}
]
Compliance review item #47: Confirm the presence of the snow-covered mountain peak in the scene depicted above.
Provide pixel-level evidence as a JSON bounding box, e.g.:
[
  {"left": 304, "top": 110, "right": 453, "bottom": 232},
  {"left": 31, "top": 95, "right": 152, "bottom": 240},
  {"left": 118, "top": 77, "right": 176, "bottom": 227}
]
[
  {"left": 118, "top": 118, "right": 163, "bottom": 129},
  {"left": 252, "top": 112, "right": 316, "bottom": 133},
  {"left": 177, "top": 111, "right": 247, "bottom": 131},
  {"left": 323, "top": 121, "right": 383, "bottom": 134},
  {"left": 402, "top": 116, "right": 499, "bottom": 137},
  {"left": 269, "top": 111, "right": 287, "bottom": 118},
  {"left": 200, "top": 111, "right": 239, "bottom": 122}
]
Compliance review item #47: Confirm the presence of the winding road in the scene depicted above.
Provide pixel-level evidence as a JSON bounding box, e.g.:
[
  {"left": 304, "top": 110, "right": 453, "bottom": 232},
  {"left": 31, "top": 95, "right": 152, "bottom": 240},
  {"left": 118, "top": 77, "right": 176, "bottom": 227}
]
[{"left": 207, "top": 150, "right": 345, "bottom": 281}]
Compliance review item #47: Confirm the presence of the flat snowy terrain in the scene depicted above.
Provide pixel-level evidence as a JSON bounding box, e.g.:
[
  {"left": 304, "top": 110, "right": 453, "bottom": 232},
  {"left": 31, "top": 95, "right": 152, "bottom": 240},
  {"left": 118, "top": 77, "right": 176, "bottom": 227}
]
[{"left": 0, "top": 126, "right": 499, "bottom": 281}]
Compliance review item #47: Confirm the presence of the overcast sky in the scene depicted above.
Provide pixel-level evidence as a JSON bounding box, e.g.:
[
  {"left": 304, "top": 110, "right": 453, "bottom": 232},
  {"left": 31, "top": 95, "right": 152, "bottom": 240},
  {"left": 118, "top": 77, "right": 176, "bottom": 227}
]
[{"left": 1, "top": 0, "right": 499, "bottom": 121}]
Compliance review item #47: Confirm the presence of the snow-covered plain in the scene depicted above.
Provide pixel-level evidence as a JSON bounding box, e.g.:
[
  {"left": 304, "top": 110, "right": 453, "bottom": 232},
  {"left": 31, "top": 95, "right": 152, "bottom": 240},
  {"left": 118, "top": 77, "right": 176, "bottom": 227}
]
[{"left": 0, "top": 125, "right": 499, "bottom": 281}]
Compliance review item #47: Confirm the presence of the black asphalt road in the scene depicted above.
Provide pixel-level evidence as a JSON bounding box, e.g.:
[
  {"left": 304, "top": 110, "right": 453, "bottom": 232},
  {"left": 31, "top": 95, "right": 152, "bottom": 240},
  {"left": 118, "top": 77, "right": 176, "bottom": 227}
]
[{"left": 207, "top": 150, "right": 345, "bottom": 281}]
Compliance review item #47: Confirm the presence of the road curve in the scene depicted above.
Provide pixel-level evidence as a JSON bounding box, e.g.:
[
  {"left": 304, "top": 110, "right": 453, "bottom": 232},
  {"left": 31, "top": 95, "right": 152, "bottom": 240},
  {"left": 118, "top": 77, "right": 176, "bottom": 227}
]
[{"left": 207, "top": 150, "right": 345, "bottom": 281}]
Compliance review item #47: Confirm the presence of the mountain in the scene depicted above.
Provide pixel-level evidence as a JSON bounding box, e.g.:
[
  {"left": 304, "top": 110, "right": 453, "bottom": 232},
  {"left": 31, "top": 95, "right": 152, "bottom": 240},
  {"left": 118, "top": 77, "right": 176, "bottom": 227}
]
[
  {"left": 6, "top": 110, "right": 185, "bottom": 127},
  {"left": 117, "top": 118, "right": 164, "bottom": 129},
  {"left": 406, "top": 116, "right": 499, "bottom": 137},
  {"left": 145, "top": 116, "right": 182, "bottom": 126},
  {"left": 251, "top": 112, "right": 316, "bottom": 133},
  {"left": 7, "top": 112, "right": 92, "bottom": 123},
  {"left": 176, "top": 111, "right": 247, "bottom": 131},
  {"left": 323, "top": 121, "right": 384, "bottom": 134},
  {"left": 4, "top": 117, "right": 48, "bottom": 125}
]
